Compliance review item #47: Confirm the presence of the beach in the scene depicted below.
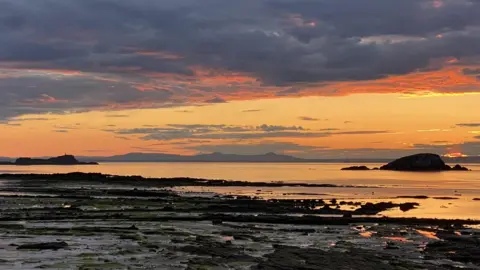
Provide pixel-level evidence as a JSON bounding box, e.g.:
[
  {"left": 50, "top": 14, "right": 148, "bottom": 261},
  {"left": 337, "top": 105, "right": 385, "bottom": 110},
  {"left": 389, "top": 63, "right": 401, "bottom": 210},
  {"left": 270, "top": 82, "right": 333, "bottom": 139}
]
[{"left": 0, "top": 169, "right": 480, "bottom": 269}]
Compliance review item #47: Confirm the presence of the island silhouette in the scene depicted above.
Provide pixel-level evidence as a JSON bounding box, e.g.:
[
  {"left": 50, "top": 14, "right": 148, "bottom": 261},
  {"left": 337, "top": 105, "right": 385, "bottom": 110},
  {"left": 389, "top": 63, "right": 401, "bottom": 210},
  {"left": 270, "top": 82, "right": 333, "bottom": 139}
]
[
  {"left": 0, "top": 155, "right": 98, "bottom": 166},
  {"left": 342, "top": 153, "right": 470, "bottom": 171}
]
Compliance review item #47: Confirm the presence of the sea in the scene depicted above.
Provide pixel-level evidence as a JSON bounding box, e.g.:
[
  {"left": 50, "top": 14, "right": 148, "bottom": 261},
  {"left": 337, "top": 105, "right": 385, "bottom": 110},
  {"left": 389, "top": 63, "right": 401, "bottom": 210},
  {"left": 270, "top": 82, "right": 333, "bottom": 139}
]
[{"left": 1, "top": 162, "right": 480, "bottom": 220}]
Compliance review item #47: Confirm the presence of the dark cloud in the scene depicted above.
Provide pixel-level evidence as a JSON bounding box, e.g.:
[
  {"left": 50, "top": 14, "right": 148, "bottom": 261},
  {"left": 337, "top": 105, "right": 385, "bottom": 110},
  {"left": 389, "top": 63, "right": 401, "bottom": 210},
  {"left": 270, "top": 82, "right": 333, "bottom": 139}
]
[
  {"left": 113, "top": 123, "right": 389, "bottom": 141},
  {"left": 242, "top": 109, "right": 262, "bottom": 113},
  {"left": 475, "top": 135, "right": 480, "bottom": 140},
  {"left": 54, "top": 130, "right": 69, "bottom": 133},
  {"left": 3, "top": 123, "right": 22, "bottom": 127},
  {"left": 115, "top": 136, "right": 131, "bottom": 140},
  {"left": 9, "top": 117, "right": 54, "bottom": 122},
  {"left": 298, "top": 116, "right": 319, "bottom": 121},
  {"left": 105, "top": 114, "right": 129, "bottom": 118},
  {"left": 463, "top": 68, "right": 480, "bottom": 75},
  {"left": 1, "top": 0, "right": 480, "bottom": 118},
  {"left": 335, "top": 130, "right": 390, "bottom": 135},
  {"left": 256, "top": 124, "right": 304, "bottom": 132},
  {"left": 457, "top": 123, "right": 480, "bottom": 127},
  {"left": 53, "top": 125, "right": 79, "bottom": 130},
  {"left": 205, "top": 97, "right": 227, "bottom": 104}
]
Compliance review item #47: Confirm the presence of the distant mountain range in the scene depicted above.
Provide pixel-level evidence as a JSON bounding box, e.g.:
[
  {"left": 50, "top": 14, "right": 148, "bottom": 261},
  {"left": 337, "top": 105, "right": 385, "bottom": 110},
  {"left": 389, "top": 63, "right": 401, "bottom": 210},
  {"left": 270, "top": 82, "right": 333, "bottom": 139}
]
[
  {"left": 1, "top": 152, "right": 479, "bottom": 164},
  {"left": 79, "top": 152, "right": 306, "bottom": 163}
]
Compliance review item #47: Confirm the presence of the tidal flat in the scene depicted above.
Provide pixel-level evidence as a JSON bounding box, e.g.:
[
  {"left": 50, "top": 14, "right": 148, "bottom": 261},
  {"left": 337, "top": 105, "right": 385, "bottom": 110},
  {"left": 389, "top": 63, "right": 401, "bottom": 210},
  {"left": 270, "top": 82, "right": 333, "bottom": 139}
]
[{"left": 0, "top": 173, "right": 479, "bottom": 270}]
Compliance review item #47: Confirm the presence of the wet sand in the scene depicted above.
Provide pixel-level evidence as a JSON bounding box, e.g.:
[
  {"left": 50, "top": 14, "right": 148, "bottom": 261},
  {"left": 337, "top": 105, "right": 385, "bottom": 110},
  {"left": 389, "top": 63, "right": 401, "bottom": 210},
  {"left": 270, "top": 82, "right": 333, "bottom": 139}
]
[{"left": 0, "top": 173, "right": 479, "bottom": 269}]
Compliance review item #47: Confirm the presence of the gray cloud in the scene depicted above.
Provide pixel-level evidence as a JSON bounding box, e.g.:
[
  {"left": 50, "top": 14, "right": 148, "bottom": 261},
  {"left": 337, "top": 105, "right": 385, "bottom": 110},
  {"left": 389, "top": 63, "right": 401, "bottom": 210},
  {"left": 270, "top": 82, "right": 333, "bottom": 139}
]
[
  {"left": 242, "top": 109, "right": 262, "bottom": 113},
  {"left": 54, "top": 130, "right": 69, "bottom": 133},
  {"left": 205, "top": 97, "right": 227, "bottom": 104},
  {"left": 298, "top": 116, "right": 319, "bottom": 121},
  {"left": 113, "top": 123, "right": 388, "bottom": 141},
  {"left": 335, "top": 130, "right": 390, "bottom": 135},
  {"left": 105, "top": 114, "right": 130, "bottom": 118},
  {"left": 463, "top": 68, "right": 480, "bottom": 75},
  {"left": 256, "top": 124, "right": 304, "bottom": 132},
  {"left": 457, "top": 123, "right": 480, "bottom": 127},
  {"left": 1, "top": 0, "right": 480, "bottom": 119}
]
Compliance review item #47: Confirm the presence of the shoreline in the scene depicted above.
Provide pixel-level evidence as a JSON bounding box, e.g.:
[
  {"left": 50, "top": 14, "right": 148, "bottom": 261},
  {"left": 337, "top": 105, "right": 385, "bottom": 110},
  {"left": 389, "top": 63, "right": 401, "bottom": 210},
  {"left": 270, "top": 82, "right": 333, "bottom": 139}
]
[
  {"left": 0, "top": 172, "right": 377, "bottom": 188},
  {"left": 1, "top": 171, "right": 480, "bottom": 269}
]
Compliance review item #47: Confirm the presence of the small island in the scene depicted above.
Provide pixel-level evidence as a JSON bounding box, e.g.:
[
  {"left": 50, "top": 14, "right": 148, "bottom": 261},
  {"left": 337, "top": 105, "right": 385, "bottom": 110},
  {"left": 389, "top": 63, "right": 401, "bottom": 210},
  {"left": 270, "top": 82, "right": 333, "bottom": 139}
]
[
  {"left": 0, "top": 155, "right": 98, "bottom": 166},
  {"left": 342, "top": 153, "right": 470, "bottom": 171}
]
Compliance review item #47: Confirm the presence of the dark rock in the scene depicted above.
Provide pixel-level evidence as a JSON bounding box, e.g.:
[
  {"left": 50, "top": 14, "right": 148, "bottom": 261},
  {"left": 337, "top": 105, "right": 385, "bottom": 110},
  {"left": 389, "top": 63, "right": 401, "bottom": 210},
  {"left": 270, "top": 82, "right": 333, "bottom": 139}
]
[
  {"left": 17, "top": 241, "right": 68, "bottom": 250},
  {"left": 14, "top": 155, "right": 98, "bottom": 166},
  {"left": 380, "top": 153, "right": 455, "bottom": 171},
  {"left": 396, "top": 195, "right": 429, "bottom": 199},
  {"left": 399, "top": 203, "right": 417, "bottom": 212},
  {"left": 212, "top": 219, "right": 223, "bottom": 225},
  {"left": 451, "top": 164, "right": 469, "bottom": 171},
  {"left": 354, "top": 202, "right": 418, "bottom": 215},
  {"left": 425, "top": 236, "right": 480, "bottom": 263},
  {"left": 252, "top": 245, "right": 446, "bottom": 270},
  {"left": 341, "top": 166, "right": 370, "bottom": 171},
  {"left": 385, "top": 241, "right": 399, "bottom": 250},
  {"left": 433, "top": 197, "right": 458, "bottom": 200}
]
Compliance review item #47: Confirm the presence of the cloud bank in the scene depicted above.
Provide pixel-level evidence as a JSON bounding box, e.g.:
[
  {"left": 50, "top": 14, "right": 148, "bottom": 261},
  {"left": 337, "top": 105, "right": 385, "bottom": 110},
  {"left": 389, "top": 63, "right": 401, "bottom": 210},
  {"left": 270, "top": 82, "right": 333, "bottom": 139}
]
[{"left": 1, "top": 0, "right": 480, "bottom": 119}]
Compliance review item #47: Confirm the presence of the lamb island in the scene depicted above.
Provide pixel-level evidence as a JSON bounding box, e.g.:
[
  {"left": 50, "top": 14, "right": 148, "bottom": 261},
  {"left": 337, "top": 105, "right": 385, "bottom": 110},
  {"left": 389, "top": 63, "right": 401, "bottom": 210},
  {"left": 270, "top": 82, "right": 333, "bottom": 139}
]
[
  {"left": 342, "top": 153, "right": 470, "bottom": 171},
  {"left": 0, "top": 154, "right": 98, "bottom": 165}
]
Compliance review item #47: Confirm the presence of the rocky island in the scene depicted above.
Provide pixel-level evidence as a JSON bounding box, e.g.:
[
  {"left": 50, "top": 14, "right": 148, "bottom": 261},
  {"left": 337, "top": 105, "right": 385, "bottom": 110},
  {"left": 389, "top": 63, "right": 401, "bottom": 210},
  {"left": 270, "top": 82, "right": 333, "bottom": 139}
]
[
  {"left": 0, "top": 155, "right": 98, "bottom": 166},
  {"left": 342, "top": 153, "right": 470, "bottom": 171}
]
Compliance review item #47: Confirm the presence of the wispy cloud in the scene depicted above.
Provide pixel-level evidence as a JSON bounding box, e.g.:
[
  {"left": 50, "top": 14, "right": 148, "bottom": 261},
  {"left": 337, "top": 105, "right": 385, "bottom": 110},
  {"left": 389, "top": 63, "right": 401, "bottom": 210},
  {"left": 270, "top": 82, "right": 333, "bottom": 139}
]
[
  {"left": 105, "top": 114, "right": 130, "bottom": 118},
  {"left": 298, "top": 116, "right": 319, "bottom": 121},
  {"left": 457, "top": 123, "right": 480, "bottom": 127},
  {"left": 112, "top": 123, "right": 390, "bottom": 141}
]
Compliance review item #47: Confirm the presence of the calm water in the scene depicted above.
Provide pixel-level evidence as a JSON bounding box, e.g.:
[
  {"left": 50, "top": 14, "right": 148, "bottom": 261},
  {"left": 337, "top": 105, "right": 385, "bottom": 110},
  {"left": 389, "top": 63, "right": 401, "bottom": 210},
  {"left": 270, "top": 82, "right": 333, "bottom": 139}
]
[{"left": 1, "top": 162, "right": 480, "bottom": 219}]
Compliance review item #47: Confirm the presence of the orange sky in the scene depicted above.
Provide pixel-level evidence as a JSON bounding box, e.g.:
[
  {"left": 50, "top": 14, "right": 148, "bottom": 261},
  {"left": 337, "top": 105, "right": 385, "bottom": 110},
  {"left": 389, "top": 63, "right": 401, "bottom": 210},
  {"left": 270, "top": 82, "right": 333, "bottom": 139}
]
[
  {"left": 2, "top": 0, "right": 480, "bottom": 158},
  {"left": 2, "top": 66, "right": 480, "bottom": 158}
]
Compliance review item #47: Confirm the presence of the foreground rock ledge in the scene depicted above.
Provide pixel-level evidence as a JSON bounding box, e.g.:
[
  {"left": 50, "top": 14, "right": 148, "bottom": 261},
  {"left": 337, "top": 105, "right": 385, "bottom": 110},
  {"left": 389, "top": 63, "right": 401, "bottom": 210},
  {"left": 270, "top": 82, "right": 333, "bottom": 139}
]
[{"left": 342, "top": 153, "right": 470, "bottom": 172}]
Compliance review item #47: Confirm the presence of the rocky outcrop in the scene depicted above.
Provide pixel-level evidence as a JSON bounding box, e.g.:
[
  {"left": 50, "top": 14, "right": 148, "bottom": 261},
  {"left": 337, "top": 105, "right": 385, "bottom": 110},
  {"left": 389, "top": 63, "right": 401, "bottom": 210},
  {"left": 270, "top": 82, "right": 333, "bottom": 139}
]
[
  {"left": 341, "top": 166, "right": 370, "bottom": 171},
  {"left": 380, "top": 153, "right": 465, "bottom": 171},
  {"left": 17, "top": 241, "right": 68, "bottom": 250},
  {"left": 450, "top": 164, "right": 469, "bottom": 171},
  {"left": 14, "top": 155, "right": 98, "bottom": 165}
]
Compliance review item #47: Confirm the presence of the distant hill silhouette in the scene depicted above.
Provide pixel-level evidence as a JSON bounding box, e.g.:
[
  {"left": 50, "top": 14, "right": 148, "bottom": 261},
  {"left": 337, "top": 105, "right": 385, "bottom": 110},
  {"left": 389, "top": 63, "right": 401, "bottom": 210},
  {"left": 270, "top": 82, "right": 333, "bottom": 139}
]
[
  {"left": 0, "top": 155, "right": 98, "bottom": 166},
  {"left": 79, "top": 152, "right": 480, "bottom": 164},
  {"left": 1, "top": 152, "right": 479, "bottom": 164},
  {"left": 81, "top": 152, "right": 304, "bottom": 163}
]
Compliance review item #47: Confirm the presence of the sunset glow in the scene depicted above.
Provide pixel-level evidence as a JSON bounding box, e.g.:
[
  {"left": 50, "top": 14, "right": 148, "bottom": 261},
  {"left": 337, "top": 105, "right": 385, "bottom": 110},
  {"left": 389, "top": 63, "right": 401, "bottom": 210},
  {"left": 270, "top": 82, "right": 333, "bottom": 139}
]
[{"left": 0, "top": 0, "right": 479, "bottom": 159}]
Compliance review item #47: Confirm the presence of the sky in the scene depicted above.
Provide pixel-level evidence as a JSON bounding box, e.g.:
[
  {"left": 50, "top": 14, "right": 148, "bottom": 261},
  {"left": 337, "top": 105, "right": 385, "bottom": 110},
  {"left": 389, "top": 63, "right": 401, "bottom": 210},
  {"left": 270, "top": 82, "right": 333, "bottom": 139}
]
[{"left": 1, "top": 0, "right": 480, "bottom": 159}]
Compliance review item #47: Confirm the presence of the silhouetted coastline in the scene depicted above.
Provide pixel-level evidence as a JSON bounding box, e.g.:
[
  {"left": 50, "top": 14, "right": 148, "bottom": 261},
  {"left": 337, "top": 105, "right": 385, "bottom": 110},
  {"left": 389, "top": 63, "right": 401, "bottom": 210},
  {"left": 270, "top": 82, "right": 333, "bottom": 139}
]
[
  {"left": 0, "top": 155, "right": 98, "bottom": 166},
  {"left": 342, "top": 153, "right": 470, "bottom": 171}
]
